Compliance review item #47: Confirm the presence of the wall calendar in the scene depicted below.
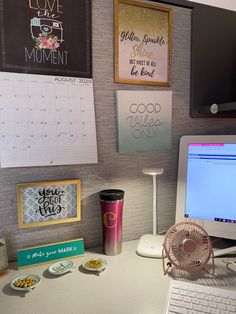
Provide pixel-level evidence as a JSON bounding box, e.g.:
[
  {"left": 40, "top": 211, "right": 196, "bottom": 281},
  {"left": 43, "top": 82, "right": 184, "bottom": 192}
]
[{"left": 0, "top": 72, "right": 97, "bottom": 168}]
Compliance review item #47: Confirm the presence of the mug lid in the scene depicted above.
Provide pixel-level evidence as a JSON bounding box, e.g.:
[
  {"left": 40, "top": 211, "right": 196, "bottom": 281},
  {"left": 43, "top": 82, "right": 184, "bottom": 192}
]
[{"left": 99, "top": 189, "right": 124, "bottom": 201}]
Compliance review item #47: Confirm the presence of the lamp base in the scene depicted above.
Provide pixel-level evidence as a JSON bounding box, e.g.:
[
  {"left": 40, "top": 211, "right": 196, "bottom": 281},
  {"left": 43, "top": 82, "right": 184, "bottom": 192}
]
[{"left": 136, "top": 234, "right": 165, "bottom": 258}]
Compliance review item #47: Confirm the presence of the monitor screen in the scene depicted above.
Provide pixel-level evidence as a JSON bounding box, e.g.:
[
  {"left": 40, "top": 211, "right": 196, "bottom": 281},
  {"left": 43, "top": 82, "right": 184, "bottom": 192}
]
[
  {"left": 176, "top": 135, "right": 236, "bottom": 241},
  {"left": 185, "top": 143, "right": 236, "bottom": 223}
]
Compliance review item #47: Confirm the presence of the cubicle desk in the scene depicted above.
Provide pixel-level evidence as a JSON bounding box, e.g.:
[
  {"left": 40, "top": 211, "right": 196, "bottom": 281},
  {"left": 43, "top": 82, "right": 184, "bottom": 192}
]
[{"left": 0, "top": 240, "right": 236, "bottom": 314}]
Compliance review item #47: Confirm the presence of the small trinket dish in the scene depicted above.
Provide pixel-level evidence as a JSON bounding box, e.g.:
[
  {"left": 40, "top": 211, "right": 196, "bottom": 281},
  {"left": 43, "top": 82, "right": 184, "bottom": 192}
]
[
  {"left": 82, "top": 258, "right": 107, "bottom": 273},
  {"left": 48, "top": 260, "right": 75, "bottom": 275},
  {"left": 10, "top": 274, "right": 41, "bottom": 291}
]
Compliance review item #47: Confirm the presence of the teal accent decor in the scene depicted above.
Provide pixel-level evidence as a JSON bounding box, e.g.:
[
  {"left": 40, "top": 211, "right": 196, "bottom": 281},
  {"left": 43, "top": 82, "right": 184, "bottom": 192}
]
[
  {"left": 17, "top": 238, "right": 84, "bottom": 268},
  {"left": 116, "top": 90, "right": 172, "bottom": 153}
]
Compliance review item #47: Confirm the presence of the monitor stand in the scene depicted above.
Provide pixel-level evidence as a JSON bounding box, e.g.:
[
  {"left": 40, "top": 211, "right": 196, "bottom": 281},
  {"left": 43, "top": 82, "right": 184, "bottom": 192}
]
[
  {"left": 136, "top": 234, "right": 165, "bottom": 258},
  {"left": 212, "top": 237, "right": 236, "bottom": 257},
  {"left": 214, "top": 246, "right": 236, "bottom": 257}
]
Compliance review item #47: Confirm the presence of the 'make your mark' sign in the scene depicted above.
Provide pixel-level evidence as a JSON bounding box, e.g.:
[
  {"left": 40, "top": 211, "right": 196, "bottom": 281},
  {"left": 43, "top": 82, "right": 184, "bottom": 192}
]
[{"left": 17, "top": 238, "right": 84, "bottom": 268}]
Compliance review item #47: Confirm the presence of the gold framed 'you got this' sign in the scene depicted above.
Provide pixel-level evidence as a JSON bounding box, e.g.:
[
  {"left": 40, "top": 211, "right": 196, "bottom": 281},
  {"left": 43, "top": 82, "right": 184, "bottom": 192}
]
[
  {"left": 17, "top": 179, "right": 81, "bottom": 229},
  {"left": 114, "top": 0, "right": 172, "bottom": 86}
]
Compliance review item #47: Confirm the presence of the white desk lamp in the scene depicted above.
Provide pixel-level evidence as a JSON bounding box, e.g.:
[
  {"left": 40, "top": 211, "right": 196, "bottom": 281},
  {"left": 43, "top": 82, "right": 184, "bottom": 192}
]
[{"left": 136, "top": 168, "right": 165, "bottom": 258}]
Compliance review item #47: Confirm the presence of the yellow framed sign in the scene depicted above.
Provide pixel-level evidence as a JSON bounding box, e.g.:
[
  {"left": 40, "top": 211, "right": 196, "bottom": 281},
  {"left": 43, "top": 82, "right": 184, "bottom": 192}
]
[
  {"left": 114, "top": 0, "right": 172, "bottom": 86},
  {"left": 17, "top": 179, "right": 81, "bottom": 229}
]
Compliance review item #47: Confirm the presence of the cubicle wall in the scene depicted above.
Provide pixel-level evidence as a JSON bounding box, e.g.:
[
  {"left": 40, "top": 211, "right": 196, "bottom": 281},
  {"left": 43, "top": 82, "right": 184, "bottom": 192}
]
[{"left": 0, "top": 0, "right": 235, "bottom": 260}]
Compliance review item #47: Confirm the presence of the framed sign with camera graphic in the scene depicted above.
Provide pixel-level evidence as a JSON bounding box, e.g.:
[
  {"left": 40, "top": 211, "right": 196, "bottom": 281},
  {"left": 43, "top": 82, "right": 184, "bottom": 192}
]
[{"left": 0, "top": 0, "right": 92, "bottom": 77}]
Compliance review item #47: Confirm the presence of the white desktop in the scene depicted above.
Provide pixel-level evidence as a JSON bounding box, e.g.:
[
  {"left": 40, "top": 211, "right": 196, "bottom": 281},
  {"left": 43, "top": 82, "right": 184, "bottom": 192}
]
[{"left": 175, "top": 135, "right": 236, "bottom": 256}]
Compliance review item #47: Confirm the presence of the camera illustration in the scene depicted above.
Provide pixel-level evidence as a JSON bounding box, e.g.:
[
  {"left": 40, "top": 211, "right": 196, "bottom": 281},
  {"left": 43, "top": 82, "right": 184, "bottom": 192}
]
[{"left": 30, "top": 17, "right": 64, "bottom": 50}]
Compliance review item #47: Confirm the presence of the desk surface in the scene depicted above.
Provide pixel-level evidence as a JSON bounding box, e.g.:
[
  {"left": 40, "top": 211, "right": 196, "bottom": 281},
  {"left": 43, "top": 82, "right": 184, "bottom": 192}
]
[{"left": 0, "top": 240, "right": 236, "bottom": 314}]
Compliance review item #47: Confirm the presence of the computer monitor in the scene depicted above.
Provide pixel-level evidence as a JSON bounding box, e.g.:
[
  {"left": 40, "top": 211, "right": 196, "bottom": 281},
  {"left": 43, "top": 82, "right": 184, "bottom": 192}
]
[{"left": 176, "top": 135, "right": 236, "bottom": 256}]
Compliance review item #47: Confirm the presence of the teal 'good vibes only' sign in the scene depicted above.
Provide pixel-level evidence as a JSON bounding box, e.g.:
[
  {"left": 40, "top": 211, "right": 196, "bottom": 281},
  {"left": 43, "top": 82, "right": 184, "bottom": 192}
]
[{"left": 17, "top": 238, "right": 84, "bottom": 268}]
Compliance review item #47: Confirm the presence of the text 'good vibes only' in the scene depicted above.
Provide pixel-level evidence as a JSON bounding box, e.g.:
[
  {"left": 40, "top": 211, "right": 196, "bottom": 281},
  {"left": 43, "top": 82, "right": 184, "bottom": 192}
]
[{"left": 127, "top": 102, "right": 163, "bottom": 139}]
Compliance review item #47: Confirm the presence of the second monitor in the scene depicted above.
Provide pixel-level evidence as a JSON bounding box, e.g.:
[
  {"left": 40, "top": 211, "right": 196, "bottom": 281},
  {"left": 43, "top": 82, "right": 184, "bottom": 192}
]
[{"left": 176, "top": 135, "right": 236, "bottom": 256}]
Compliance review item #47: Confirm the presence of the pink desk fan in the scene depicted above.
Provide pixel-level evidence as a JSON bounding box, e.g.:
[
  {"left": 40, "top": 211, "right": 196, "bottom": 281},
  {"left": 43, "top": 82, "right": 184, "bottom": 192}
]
[{"left": 162, "top": 221, "right": 215, "bottom": 276}]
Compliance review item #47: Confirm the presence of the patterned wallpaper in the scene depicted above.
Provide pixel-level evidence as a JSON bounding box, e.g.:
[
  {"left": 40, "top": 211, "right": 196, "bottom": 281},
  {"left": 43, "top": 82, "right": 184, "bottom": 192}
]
[{"left": 0, "top": 0, "right": 235, "bottom": 261}]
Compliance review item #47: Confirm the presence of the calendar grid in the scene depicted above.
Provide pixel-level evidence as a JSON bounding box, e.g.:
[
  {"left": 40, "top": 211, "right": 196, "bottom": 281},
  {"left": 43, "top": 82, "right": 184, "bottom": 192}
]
[{"left": 0, "top": 72, "right": 97, "bottom": 168}]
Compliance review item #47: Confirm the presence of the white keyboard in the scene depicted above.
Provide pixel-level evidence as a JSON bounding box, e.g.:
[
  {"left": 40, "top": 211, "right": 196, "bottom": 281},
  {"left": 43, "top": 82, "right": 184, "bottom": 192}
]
[{"left": 165, "top": 280, "right": 236, "bottom": 314}]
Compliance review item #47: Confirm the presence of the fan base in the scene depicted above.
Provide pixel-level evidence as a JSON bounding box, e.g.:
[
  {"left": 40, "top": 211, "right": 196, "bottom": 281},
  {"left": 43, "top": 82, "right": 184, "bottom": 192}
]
[{"left": 136, "top": 234, "right": 165, "bottom": 258}]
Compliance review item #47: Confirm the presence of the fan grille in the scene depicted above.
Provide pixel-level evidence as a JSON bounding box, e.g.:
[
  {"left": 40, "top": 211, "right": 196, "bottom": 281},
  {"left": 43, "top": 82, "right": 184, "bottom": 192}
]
[{"left": 163, "top": 222, "right": 212, "bottom": 272}]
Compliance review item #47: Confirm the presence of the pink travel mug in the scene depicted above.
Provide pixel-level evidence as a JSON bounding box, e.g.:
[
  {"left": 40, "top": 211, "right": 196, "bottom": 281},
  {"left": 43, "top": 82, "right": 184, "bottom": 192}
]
[{"left": 100, "top": 189, "right": 124, "bottom": 255}]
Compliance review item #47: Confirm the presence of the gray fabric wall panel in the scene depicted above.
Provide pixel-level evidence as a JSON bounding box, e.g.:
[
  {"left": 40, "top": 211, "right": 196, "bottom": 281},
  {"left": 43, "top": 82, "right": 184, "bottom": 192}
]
[{"left": 0, "top": 1, "right": 235, "bottom": 261}]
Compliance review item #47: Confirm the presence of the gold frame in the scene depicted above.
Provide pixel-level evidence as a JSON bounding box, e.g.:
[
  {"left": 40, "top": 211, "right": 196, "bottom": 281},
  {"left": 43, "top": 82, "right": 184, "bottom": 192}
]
[
  {"left": 17, "top": 179, "right": 81, "bottom": 229},
  {"left": 114, "top": 0, "right": 172, "bottom": 86}
]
